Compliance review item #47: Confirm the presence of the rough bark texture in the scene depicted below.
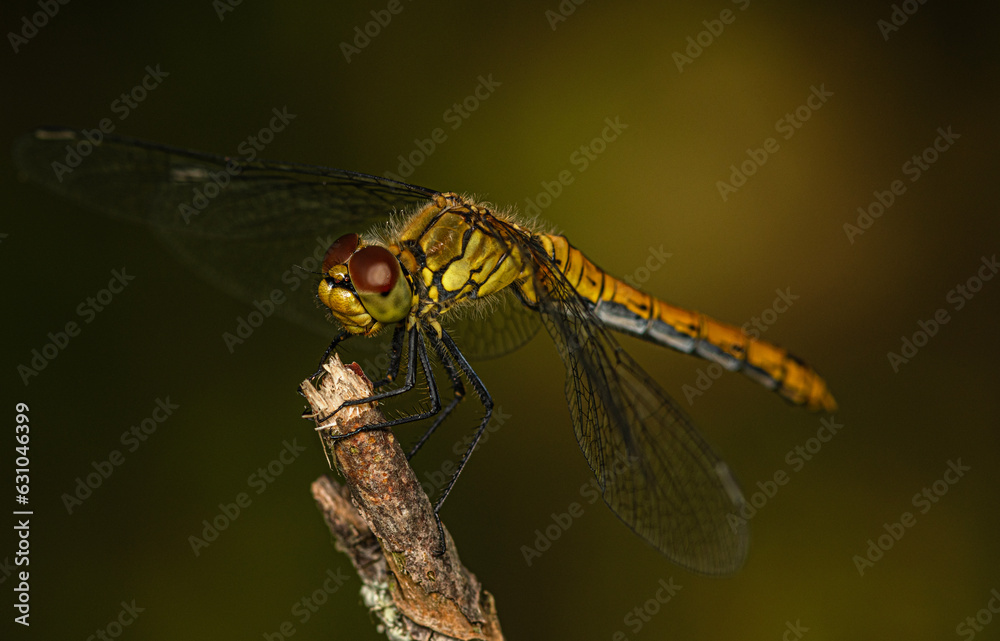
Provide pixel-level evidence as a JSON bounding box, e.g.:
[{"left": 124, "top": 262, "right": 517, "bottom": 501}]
[{"left": 302, "top": 355, "right": 503, "bottom": 641}]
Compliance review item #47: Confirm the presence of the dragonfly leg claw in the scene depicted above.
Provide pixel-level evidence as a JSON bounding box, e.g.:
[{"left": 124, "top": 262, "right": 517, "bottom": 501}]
[{"left": 431, "top": 515, "right": 447, "bottom": 558}]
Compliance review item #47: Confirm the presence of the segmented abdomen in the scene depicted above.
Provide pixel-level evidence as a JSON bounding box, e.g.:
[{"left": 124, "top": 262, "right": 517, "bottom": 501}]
[{"left": 534, "top": 233, "right": 837, "bottom": 412}]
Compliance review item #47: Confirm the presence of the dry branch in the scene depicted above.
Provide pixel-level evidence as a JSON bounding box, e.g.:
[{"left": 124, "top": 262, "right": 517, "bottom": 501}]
[{"left": 302, "top": 355, "right": 503, "bottom": 641}]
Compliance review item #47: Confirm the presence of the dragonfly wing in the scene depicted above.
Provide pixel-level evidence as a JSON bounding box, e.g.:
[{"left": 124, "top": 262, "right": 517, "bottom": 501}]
[
  {"left": 520, "top": 238, "right": 750, "bottom": 575},
  {"left": 13, "top": 127, "right": 438, "bottom": 337},
  {"left": 442, "top": 288, "right": 542, "bottom": 360}
]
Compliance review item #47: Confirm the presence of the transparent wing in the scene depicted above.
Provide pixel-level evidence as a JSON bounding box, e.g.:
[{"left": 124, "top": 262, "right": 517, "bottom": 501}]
[
  {"left": 508, "top": 227, "right": 750, "bottom": 574},
  {"left": 12, "top": 127, "right": 438, "bottom": 337},
  {"left": 442, "top": 288, "right": 542, "bottom": 360}
]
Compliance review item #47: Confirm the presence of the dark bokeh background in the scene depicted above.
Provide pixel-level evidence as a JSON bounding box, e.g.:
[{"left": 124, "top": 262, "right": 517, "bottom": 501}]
[{"left": 3, "top": 1, "right": 999, "bottom": 639}]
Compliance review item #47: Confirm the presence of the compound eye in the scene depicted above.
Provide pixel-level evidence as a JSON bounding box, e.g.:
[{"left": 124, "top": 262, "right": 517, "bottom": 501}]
[
  {"left": 322, "top": 233, "right": 360, "bottom": 272},
  {"left": 348, "top": 246, "right": 397, "bottom": 293},
  {"left": 348, "top": 246, "right": 412, "bottom": 323}
]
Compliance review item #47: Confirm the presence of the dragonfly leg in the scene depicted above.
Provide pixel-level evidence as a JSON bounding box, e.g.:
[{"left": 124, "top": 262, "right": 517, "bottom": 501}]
[
  {"left": 426, "top": 329, "right": 494, "bottom": 557},
  {"left": 370, "top": 323, "right": 406, "bottom": 390},
  {"left": 334, "top": 325, "right": 423, "bottom": 411},
  {"left": 300, "top": 330, "right": 354, "bottom": 402},
  {"left": 406, "top": 334, "right": 466, "bottom": 461},
  {"left": 321, "top": 325, "right": 443, "bottom": 435},
  {"left": 310, "top": 329, "right": 352, "bottom": 382}
]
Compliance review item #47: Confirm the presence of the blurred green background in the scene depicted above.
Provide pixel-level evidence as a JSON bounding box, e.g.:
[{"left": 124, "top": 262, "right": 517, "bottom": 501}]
[{"left": 3, "top": 1, "right": 999, "bottom": 639}]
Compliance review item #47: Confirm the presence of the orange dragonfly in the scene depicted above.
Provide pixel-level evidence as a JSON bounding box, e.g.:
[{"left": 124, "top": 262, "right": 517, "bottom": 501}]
[{"left": 15, "top": 127, "right": 834, "bottom": 574}]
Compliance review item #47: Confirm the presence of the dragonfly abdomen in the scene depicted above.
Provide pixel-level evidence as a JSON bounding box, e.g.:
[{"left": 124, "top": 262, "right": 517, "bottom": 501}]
[{"left": 536, "top": 233, "right": 836, "bottom": 412}]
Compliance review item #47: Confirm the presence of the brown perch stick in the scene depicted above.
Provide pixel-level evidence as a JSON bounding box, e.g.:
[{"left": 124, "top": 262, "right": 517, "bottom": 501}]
[{"left": 302, "top": 354, "right": 504, "bottom": 641}]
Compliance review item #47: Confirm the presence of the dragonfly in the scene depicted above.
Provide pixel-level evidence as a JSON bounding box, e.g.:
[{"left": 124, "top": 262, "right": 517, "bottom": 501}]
[{"left": 14, "top": 127, "right": 835, "bottom": 575}]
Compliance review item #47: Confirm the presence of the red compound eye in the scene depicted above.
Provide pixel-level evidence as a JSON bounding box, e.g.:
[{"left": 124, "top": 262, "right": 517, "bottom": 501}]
[
  {"left": 348, "top": 246, "right": 398, "bottom": 294},
  {"left": 322, "top": 233, "right": 360, "bottom": 272},
  {"left": 347, "top": 245, "right": 412, "bottom": 323}
]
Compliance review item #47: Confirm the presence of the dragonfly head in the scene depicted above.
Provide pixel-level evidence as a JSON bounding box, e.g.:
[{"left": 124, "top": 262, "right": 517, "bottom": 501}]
[{"left": 317, "top": 233, "right": 413, "bottom": 335}]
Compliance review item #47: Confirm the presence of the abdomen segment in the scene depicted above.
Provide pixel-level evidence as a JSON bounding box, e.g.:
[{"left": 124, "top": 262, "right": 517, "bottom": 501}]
[{"left": 535, "top": 233, "right": 837, "bottom": 412}]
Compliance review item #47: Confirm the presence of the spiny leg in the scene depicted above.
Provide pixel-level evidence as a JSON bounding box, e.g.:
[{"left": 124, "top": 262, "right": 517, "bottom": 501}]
[
  {"left": 312, "top": 323, "right": 403, "bottom": 392},
  {"left": 426, "top": 328, "right": 494, "bottom": 556},
  {"left": 309, "top": 328, "right": 352, "bottom": 382},
  {"left": 321, "top": 324, "right": 443, "bottom": 439},
  {"left": 371, "top": 322, "right": 406, "bottom": 391},
  {"left": 335, "top": 325, "right": 423, "bottom": 412},
  {"left": 406, "top": 333, "right": 467, "bottom": 461}
]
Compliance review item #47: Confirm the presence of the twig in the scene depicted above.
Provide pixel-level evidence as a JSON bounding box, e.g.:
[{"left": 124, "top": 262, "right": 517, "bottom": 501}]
[{"left": 302, "top": 355, "right": 504, "bottom": 641}]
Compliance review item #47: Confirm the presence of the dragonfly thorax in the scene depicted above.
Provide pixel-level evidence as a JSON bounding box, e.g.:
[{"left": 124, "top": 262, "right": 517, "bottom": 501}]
[{"left": 317, "top": 233, "right": 413, "bottom": 336}]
